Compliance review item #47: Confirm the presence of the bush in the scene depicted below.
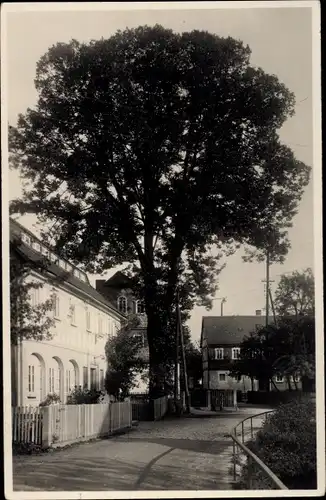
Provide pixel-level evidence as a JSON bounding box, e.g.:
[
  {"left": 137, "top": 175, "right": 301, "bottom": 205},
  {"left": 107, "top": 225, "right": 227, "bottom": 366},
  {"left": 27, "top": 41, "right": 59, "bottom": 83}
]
[
  {"left": 66, "top": 386, "right": 104, "bottom": 404},
  {"left": 241, "top": 399, "right": 316, "bottom": 489},
  {"left": 39, "top": 393, "right": 61, "bottom": 406}
]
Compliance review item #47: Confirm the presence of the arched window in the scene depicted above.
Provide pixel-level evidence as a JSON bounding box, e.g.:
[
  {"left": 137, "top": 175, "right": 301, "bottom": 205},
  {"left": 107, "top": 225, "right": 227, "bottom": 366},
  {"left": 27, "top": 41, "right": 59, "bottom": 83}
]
[
  {"left": 117, "top": 296, "right": 127, "bottom": 313},
  {"left": 135, "top": 300, "right": 145, "bottom": 314}
]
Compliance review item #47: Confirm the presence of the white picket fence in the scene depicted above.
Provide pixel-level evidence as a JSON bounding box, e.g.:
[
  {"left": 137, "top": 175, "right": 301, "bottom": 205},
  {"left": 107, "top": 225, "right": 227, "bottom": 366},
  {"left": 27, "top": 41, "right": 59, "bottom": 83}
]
[
  {"left": 12, "top": 402, "right": 132, "bottom": 448},
  {"left": 12, "top": 406, "right": 43, "bottom": 445}
]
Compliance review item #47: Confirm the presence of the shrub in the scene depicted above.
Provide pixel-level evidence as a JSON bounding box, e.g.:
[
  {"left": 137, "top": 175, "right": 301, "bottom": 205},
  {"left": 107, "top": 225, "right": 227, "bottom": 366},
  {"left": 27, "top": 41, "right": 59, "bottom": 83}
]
[
  {"left": 66, "top": 386, "right": 104, "bottom": 404},
  {"left": 39, "top": 393, "right": 61, "bottom": 406},
  {"left": 241, "top": 399, "right": 316, "bottom": 489}
]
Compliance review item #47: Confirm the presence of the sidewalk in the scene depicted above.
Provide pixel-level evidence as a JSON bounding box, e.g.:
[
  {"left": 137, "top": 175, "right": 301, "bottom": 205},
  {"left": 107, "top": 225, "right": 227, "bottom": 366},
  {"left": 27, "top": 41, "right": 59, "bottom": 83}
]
[{"left": 12, "top": 407, "right": 270, "bottom": 492}]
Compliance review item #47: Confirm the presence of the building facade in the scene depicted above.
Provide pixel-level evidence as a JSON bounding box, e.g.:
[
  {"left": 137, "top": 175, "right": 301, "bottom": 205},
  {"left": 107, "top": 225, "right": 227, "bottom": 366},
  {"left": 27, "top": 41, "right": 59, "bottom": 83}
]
[
  {"left": 201, "top": 313, "right": 302, "bottom": 395},
  {"left": 96, "top": 272, "right": 149, "bottom": 393},
  {"left": 10, "top": 219, "right": 125, "bottom": 407}
]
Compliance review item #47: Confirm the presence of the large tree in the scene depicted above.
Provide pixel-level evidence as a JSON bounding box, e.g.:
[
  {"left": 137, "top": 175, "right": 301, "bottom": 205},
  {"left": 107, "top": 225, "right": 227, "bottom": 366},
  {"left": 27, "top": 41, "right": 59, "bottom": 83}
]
[
  {"left": 9, "top": 25, "right": 310, "bottom": 397},
  {"left": 274, "top": 268, "right": 315, "bottom": 318}
]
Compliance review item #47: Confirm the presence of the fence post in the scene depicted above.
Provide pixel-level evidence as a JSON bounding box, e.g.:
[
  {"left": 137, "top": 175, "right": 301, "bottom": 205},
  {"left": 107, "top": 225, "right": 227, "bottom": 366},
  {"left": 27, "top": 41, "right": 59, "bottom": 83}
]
[
  {"left": 40, "top": 406, "right": 52, "bottom": 448},
  {"left": 233, "top": 439, "right": 236, "bottom": 481}
]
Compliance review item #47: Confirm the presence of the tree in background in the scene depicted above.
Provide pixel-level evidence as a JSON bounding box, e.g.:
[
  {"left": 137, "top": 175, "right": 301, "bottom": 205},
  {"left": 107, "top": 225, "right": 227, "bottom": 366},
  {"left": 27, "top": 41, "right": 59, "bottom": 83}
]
[
  {"left": 104, "top": 316, "right": 147, "bottom": 400},
  {"left": 230, "top": 317, "right": 315, "bottom": 392},
  {"left": 9, "top": 25, "right": 310, "bottom": 397},
  {"left": 274, "top": 268, "right": 315, "bottom": 318}
]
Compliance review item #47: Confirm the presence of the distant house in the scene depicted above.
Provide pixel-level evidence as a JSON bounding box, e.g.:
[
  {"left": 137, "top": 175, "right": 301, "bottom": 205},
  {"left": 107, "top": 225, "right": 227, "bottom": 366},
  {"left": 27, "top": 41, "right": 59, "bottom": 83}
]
[
  {"left": 10, "top": 218, "right": 125, "bottom": 407},
  {"left": 96, "top": 272, "right": 149, "bottom": 394},
  {"left": 200, "top": 313, "right": 302, "bottom": 394}
]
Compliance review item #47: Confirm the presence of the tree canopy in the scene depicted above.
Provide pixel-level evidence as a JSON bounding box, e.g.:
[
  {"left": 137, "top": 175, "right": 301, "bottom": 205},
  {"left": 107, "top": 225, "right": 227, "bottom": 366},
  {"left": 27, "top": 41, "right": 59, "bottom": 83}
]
[
  {"left": 274, "top": 268, "right": 315, "bottom": 318},
  {"left": 230, "top": 316, "right": 315, "bottom": 391},
  {"left": 9, "top": 25, "right": 310, "bottom": 395}
]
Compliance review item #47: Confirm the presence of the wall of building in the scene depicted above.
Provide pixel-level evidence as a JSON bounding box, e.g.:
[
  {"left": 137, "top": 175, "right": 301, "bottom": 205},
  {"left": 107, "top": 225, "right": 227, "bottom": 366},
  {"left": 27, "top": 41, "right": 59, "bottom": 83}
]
[
  {"left": 208, "top": 370, "right": 257, "bottom": 391},
  {"left": 13, "top": 273, "right": 122, "bottom": 406}
]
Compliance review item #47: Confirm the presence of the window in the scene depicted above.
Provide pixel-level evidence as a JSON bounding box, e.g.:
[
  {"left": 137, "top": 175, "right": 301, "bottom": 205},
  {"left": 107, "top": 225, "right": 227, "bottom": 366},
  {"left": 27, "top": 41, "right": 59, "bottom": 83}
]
[
  {"left": 236, "top": 374, "right": 242, "bottom": 382},
  {"left": 132, "top": 333, "right": 144, "bottom": 347},
  {"left": 219, "top": 373, "right": 226, "bottom": 381},
  {"left": 49, "top": 368, "right": 55, "bottom": 393},
  {"left": 70, "top": 302, "right": 76, "bottom": 325},
  {"left": 98, "top": 315, "right": 103, "bottom": 335},
  {"left": 30, "top": 288, "right": 40, "bottom": 307},
  {"left": 291, "top": 374, "right": 300, "bottom": 383},
  {"left": 117, "top": 296, "right": 127, "bottom": 313},
  {"left": 28, "top": 365, "right": 35, "bottom": 392},
  {"left": 276, "top": 374, "right": 284, "bottom": 383},
  {"left": 90, "top": 368, "right": 97, "bottom": 390},
  {"left": 100, "top": 369, "right": 104, "bottom": 390},
  {"left": 53, "top": 294, "right": 60, "bottom": 318},
  {"left": 86, "top": 309, "right": 91, "bottom": 331},
  {"left": 32, "top": 241, "right": 41, "bottom": 252},
  {"left": 83, "top": 366, "right": 88, "bottom": 389},
  {"left": 214, "top": 348, "right": 224, "bottom": 360},
  {"left": 21, "top": 233, "right": 31, "bottom": 245},
  {"left": 232, "top": 348, "right": 241, "bottom": 360},
  {"left": 65, "top": 370, "right": 71, "bottom": 394},
  {"left": 135, "top": 300, "right": 145, "bottom": 314},
  {"left": 41, "top": 246, "right": 49, "bottom": 258},
  {"left": 50, "top": 253, "right": 56, "bottom": 263}
]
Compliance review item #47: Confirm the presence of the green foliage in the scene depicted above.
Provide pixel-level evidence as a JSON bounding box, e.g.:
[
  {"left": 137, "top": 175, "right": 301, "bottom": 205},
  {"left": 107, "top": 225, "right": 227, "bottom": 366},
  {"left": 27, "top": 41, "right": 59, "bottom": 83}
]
[
  {"left": 105, "top": 316, "right": 147, "bottom": 400},
  {"left": 39, "top": 393, "right": 61, "bottom": 406},
  {"left": 243, "top": 400, "right": 316, "bottom": 489},
  {"left": 10, "top": 249, "right": 56, "bottom": 345},
  {"left": 66, "top": 386, "right": 104, "bottom": 404},
  {"left": 9, "top": 25, "right": 310, "bottom": 394},
  {"left": 274, "top": 268, "right": 315, "bottom": 318}
]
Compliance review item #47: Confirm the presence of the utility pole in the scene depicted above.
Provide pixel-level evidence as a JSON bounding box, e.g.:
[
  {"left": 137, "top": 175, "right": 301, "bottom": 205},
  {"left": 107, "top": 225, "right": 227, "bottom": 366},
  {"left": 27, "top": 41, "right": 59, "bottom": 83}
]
[
  {"left": 269, "top": 288, "right": 277, "bottom": 327},
  {"left": 177, "top": 291, "right": 191, "bottom": 413},
  {"left": 261, "top": 250, "right": 275, "bottom": 392},
  {"left": 174, "top": 299, "right": 180, "bottom": 406},
  {"left": 261, "top": 251, "right": 275, "bottom": 327}
]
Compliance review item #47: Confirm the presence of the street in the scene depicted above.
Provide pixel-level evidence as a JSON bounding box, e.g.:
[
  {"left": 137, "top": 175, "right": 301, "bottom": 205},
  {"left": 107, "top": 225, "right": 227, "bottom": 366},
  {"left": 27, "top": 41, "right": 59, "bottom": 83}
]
[{"left": 13, "top": 407, "right": 267, "bottom": 492}]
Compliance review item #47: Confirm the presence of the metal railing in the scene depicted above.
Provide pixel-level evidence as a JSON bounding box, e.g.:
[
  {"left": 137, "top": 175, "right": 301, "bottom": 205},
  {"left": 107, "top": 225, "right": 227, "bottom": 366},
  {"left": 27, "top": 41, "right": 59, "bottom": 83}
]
[{"left": 230, "top": 410, "right": 288, "bottom": 490}]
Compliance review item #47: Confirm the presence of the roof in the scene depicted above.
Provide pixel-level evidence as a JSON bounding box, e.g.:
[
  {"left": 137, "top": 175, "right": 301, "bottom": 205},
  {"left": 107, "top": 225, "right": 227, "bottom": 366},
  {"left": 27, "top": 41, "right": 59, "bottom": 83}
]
[
  {"left": 201, "top": 315, "right": 277, "bottom": 346},
  {"left": 104, "top": 271, "right": 133, "bottom": 288},
  {"left": 10, "top": 218, "right": 125, "bottom": 319}
]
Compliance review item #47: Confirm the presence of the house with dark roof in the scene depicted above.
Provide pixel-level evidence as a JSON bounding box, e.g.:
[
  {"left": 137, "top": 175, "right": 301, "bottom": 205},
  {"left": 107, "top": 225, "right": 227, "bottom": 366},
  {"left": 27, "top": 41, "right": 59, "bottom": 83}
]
[
  {"left": 201, "top": 314, "right": 301, "bottom": 398},
  {"left": 201, "top": 314, "right": 270, "bottom": 401},
  {"left": 96, "top": 272, "right": 149, "bottom": 394},
  {"left": 10, "top": 218, "right": 126, "bottom": 406}
]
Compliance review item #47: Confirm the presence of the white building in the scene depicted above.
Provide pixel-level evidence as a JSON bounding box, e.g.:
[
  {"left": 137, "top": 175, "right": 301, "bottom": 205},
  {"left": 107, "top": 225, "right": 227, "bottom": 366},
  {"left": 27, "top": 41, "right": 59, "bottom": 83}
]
[{"left": 10, "top": 218, "right": 125, "bottom": 407}]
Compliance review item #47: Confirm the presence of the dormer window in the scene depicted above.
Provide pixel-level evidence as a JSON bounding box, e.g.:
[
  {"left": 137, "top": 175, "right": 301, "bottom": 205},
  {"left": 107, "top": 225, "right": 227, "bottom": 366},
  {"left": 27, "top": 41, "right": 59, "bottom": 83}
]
[
  {"left": 117, "top": 296, "right": 127, "bottom": 313},
  {"left": 21, "top": 233, "right": 31, "bottom": 246}
]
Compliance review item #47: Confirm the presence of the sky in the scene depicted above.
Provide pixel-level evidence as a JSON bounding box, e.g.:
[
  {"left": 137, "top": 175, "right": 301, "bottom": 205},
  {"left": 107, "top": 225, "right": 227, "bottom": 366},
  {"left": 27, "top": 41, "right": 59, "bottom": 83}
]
[{"left": 4, "top": 3, "right": 316, "bottom": 343}]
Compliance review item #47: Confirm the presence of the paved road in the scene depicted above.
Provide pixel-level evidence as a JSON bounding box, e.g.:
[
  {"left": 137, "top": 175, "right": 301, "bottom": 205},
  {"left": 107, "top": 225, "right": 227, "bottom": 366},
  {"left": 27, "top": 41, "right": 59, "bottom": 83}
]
[{"left": 13, "top": 407, "right": 268, "bottom": 492}]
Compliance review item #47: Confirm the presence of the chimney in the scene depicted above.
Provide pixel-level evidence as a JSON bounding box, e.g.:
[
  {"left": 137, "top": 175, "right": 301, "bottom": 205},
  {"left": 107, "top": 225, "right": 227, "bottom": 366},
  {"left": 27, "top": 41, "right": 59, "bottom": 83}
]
[{"left": 255, "top": 309, "right": 262, "bottom": 316}]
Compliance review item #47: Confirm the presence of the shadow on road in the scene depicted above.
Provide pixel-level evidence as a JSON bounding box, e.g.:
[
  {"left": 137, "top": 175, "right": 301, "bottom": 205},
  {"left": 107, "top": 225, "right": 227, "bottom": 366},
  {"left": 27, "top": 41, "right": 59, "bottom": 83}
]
[{"left": 118, "top": 436, "right": 230, "bottom": 455}]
